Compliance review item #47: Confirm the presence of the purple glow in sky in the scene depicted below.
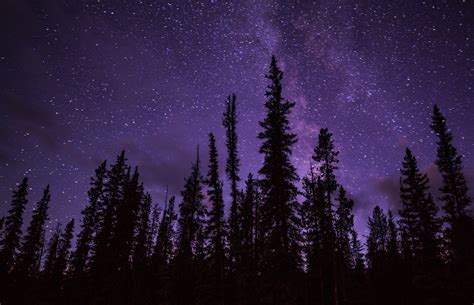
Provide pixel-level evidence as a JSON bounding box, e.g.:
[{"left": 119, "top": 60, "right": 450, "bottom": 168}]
[{"left": 1, "top": 0, "right": 473, "bottom": 235}]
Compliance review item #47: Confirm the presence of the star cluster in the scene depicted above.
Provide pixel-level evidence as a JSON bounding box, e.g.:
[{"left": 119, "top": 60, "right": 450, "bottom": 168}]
[{"left": 0, "top": 0, "right": 472, "bottom": 233}]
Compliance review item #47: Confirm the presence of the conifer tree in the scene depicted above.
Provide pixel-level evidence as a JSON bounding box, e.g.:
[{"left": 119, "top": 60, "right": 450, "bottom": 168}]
[
  {"left": 113, "top": 166, "right": 143, "bottom": 270},
  {"left": 132, "top": 193, "right": 152, "bottom": 305},
  {"left": 151, "top": 195, "right": 176, "bottom": 304},
  {"left": 399, "top": 148, "right": 440, "bottom": 263},
  {"left": 91, "top": 152, "right": 127, "bottom": 275},
  {"left": 55, "top": 219, "right": 74, "bottom": 280},
  {"left": 257, "top": 55, "right": 300, "bottom": 305},
  {"left": 300, "top": 168, "right": 324, "bottom": 305},
  {"left": 133, "top": 193, "right": 152, "bottom": 270},
  {"left": 387, "top": 210, "right": 399, "bottom": 259},
  {"left": 16, "top": 185, "right": 51, "bottom": 277},
  {"left": 205, "top": 133, "right": 226, "bottom": 305},
  {"left": 223, "top": 93, "right": 241, "bottom": 270},
  {"left": 367, "top": 206, "right": 388, "bottom": 269},
  {"left": 366, "top": 206, "right": 390, "bottom": 304},
  {"left": 335, "top": 186, "right": 354, "bottom": 269},
  {"left": 334, "top": 186, "right": 355, "bottom": 304},
  {"left": 90, "top": 151, "right": 128, "bottom": 304},
  {"left": 173, "top": 148, "right": 205, "bottom": 305},
  {"left": 43, "top": 224, "right": 62, "bottom": 280},
  {"left": 0, "top": 177, "right": 29, "bottom": 275},
  {"left": 236, "top": 174, "right": 257, "bottom": 305},
  {"left": 70, "top": 161, "right": 107, "bottom": 276},
  {"left": 430, "top": 105, "right": 471, "bottom": 258},
  {"left": 313, "top": 127, "right": 340, "bottom": 305}
]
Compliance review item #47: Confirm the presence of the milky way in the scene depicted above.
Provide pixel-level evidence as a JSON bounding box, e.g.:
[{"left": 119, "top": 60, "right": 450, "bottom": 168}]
[{"left": 1, "top": 0, "right": 473, "bottom": 234}]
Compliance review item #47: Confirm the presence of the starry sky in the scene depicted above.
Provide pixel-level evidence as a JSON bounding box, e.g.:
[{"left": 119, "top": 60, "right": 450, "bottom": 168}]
[{"left": 1, "top": 0, "right": 473, "bottom": 234}]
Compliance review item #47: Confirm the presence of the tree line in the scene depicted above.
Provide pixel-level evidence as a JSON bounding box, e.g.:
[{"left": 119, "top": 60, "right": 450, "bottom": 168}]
[{"left": 0, "top": 56, "right": 473, "bottom": 305}]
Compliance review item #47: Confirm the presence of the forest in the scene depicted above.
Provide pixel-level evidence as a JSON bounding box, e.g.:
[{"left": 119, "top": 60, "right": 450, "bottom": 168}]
[{"left": 0, "top": 56, "right": 473, "bottom": 305}]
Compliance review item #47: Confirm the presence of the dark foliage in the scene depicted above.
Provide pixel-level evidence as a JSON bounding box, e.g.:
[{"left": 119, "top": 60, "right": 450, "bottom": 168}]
[{"left": 0, "top": 57, "right": 472, "bottom": 305}]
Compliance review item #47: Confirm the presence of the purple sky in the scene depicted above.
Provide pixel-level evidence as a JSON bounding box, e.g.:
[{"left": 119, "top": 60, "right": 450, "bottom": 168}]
[{"left": 1, "top": 0, "right": 473, "bottom": 236}]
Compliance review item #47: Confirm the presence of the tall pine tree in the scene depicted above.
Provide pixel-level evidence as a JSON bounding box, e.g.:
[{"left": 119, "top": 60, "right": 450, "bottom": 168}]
[
  {"left": 173, "top": 147, "right": 205, "bottom": 305},
  {"left": 430, "top": 105, "right": 471, "bottom": 258},
  {"left": 312, "top": 128, "right": 339, "bottom": 305},
  {"left": 0, "top": 177, "right": 29, "bottom": 275},
  {"left": 204, "top": 133, "right": 227, "bottom": 305},
  {"left": 223, "top": 93, "right": 241, "bottom": 272},
  {"left": 70, "top": 161, "right": 107, "bottom": 276},
  {"left": 16, "top": 185, "right": 51, "bottom": 277},
  {"left": 257, "top": 55, "right": 300, "bottom": 305}
]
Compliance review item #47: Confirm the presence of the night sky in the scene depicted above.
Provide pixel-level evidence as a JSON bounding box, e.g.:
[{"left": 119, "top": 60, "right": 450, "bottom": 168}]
[{"left": 1, "top": 0, "right": 473, "bottom": 235}]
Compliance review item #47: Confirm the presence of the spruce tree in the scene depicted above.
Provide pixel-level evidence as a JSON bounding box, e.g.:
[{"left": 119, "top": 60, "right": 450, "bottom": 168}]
[
  {"left": 43, "top": 224, "right": 62, "bottom": 280},
  {"left": 223, "top": 93, "right": 241, "bottom": 270},
  {"left": 70, "top": 161, "right": 107, "bottom": 276},
  {"left": 300, "top": 168, "right": 325, "bottom": 305},
  {"left": 334, "top": 186, "right": 355, "bottom": 304},
  {"left": 112, "top": 166, "right": 143, "bottom": 270},
  {"left": 16, "top": 185, "right": 51, "bottom": 277},
  {"left": 91, "top": 152, "right": 127, "bottom": 275},
  {"left": 205, "top": 133, "right": 226, "bottom": 305},
  {"left": 90, "top": 151, "right": 128, "bottom": 304},
  {"left": 151, "top": 195, "right": 176, "bottom": 304},
  {"left": 335, "top": 186, "right": 354, "bottom": 269},
  {"left": 430, "top": 105, "right": 471, "bottom": 259},
  {"left": 173, "top": 148, "right": 205, "bottom": 305},
  {"left": 399, "top": 148, "right": 440, "bottom": 263},
  {"left": 55, "top": 219, "right": 74, "bottom": 281},
  {"left": 0, "top": 177, "right": 29, "bottom": 274},
  {"left": 367, "top": 206, "right": 388, "bottom": 269},
  {"left": 132, "top": 193, "right": 152, "bottom": 305},
  {"left": 133, "top": 192, "right": 152, "bottom": 270},
  {"left": 313, "top": 127, "right": 339, "bottom": 305},
  {"left": 236, "top": 174, "right": 257, "bottom": 305},
  {"left": 366, "top": 206, "right": 390, "bottom": 304},
  {"left": 257, "top": 55, "right": 300, "bottom": 305}
]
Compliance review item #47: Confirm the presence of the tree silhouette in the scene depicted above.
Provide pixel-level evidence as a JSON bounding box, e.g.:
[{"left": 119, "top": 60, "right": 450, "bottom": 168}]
[
  {"left": 0, "top": 177, "right": 29, "bottom": 276},
  {"left": 1, "top": 56, "right": 473, "bottom": 305},
  {"left": 223, "top": 93, "right": 241, "bottom": 275},
  {"left": 204, "top": 132, "right": 227, "bottom": 305},
  {"left": 257, "top": 55, "right": 301, "bottom": 305},
  {"left": 312, "top": 127, "right": 340, "bottom": 305},
  {"left": 174, "top": 147, "right": 205, "bottom": 305}
]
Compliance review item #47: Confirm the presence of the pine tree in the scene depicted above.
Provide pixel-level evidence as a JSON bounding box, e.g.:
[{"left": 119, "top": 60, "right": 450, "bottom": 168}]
[
  {"left": 113, "top": 166, "right": 143, "bottom": 270},
  {"left": 55, "top": 219, "right": 74, "bottom": 281},
  {"left": 173, "top": 147, "right": 205, "bottom": 305},
  {"left": 430, "top": 105, "right": 471, "bottom": 259},
  {"left": 132, "top": 193, "right": 152, "bottom": 305},
  {"left": 334, "top": 186, "right": 355, "bottom": 304},
  {"left": 70, "top": 161, "right": 107, "bottom": 276},
  {"left": 90, "top": 151, "right": 128, "bottom": 304},
  {"left": 399, "top": 148, "right": 440, "bottom": 263},
  {"left": 312, "top": 128, "right": 339, "bottom": 305},
  {"left": 367, "top": 206, "right": 388, "bottom": 269},
  {"left": 133, "top": 193, "right": 152, "bottom": 270},
  {"left": 43, "top": 223, "right": 62, "bottom": 280},
  {"left": 387, "top": 210, "right": 399, "bottom": 260},
  {"left": 257, "top": 55, "right": 300, "bottom": 305},
  {"left": 236, "top": 174, "right": 257, "bottom": 305},
  {"left": 335, "top": 186, "right": 354, "bottom": 269},
  {"left": 205, "top": 133, "right": 227, "bottom": 305},
  {"left": 300, "top": 167, "right": 324, "bottom": 305},
  {"left": 16, "top": 185, "right": 51, "bottom": 277},
  {"left": 0, "top": 177, "right": 29, "bottom": 275},
  {"left": 91, "top": 152, "right": 127, "bottom": 275},
  {"left": 223, "top": 93, "right": 241, "bottom": 271},
  {"left": 366, "top": 206, "right": 390, "bottom": 304},
  {"left": 151, "top": 195, "right": 176, "bottom": 304}
]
